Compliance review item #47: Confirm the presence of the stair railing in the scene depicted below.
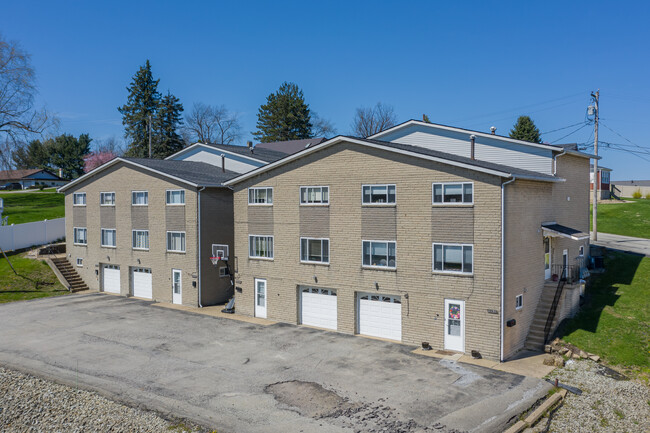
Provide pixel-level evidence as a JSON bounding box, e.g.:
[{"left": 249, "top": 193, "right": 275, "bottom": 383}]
[{"left": 544, "top": 265, "right": 567, "bottom": 344}]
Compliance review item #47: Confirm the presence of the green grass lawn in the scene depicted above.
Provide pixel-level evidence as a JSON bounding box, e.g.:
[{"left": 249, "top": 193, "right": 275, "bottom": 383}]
[
  {"left": 0, "top": 190, "right": 64, "bottom": 224},
  {"left": 0, "top": 250, "right": 68, "bottom": 303},
  {"left": 561, "top": 251, "right": 650, "bottom": 377},
  {"left": 590, "top": 198, "right": 650, "bottom": 239}
]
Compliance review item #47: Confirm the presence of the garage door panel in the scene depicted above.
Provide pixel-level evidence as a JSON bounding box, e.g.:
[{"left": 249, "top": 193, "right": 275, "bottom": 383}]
[
  {"left": 300, "top": 289, "right": 337, "bottom": 330},
  {"left": 132, "top": 268, "right": 152, "bottom": 299},
  {"left": 358, "top": 294, "right": 402, "bottom": 341},
  {"left": 102, "top": 265, "right": 120, "bottom": 294}
]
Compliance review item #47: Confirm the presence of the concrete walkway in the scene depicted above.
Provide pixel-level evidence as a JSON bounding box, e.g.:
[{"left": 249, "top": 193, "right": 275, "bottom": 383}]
[{"left": 591, "top": 232, "right": 650, "bottom": 256}]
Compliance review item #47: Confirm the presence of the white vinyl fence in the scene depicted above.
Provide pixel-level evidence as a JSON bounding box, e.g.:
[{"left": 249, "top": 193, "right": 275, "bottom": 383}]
[{"left": 0, "top": 218, "right": 65, "bottom": 251}]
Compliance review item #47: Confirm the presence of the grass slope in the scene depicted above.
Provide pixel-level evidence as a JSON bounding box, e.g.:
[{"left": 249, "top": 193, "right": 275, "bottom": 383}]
[
  {"left": 590, "top": 199, "right": 650, "bottom": 239},
  {"left": 0, "top": 191, "right": 64, "bottom": 224},
  {"left": 0, "top": 250, "right": 68, "bottom": 303},
  {"left": 561, "top": 251, "right": 650, "bottom": 376}
]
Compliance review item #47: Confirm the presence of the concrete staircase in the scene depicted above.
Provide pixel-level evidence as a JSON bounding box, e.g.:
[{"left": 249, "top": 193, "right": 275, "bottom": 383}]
[
  {"left": 50, "top": 257, "right": 89, "bottom": 292},
  {"left": 524, "top": 281, "right": 561, "bottom": 351}
]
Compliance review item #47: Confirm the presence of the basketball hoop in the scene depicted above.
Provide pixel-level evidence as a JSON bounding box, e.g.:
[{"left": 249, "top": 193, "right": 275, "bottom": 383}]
[{"left": 210, "top": 256, "right": 221, "bottom": 265}]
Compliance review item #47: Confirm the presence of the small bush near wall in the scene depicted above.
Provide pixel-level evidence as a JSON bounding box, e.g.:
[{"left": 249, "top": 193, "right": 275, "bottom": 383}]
[
  {"left": 632, "top": 189, "right": 642, "bottom": 199},
  {"left": 645, "top": 193, "right": 650, "bottom": 200}
]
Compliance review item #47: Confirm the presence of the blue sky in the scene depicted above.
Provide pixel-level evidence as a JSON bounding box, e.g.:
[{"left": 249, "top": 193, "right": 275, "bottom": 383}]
[{"left": 2, "top": 1, "right": 649, "bottom": 179}]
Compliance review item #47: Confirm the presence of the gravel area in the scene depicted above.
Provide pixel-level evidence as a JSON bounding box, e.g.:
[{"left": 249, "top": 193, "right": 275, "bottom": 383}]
[
  {"left": 525, "top": 359, "right": 650, "bottom": 432},
  {"left": 0, "top": 366, "right": 204, "bottom": 432}
]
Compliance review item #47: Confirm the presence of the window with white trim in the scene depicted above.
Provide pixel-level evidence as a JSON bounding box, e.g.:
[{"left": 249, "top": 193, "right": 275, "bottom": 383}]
[
  {"left": 166, "top": 231, "right": 186, "bottom": 252},
  {"left": 362, "top": 241, "right": 396, "bottom": 268},
  {"left": 515, "top": 294, "right": 523, "bottom": 310},
  {"left": 362, "top": 184, "right": 396, "bottom": 204},
  {"left": 73, "top": 227, "right": 87, "bottom": 245},
  {"left": 100, "top": 192, "right": 115, "bottom": 206},
  {"left": 219, "top": 267, "right": 229, "bottom": 277},
  {"left": 433, "top": 182, "right": 473, "bottom": 204},
  {"left": 433, "top": 243, "right": 473, "bottom": 274},
  {"left": 166, "top": 189, "right": 185, "bottom": 205},
  {"left": 300, "top": 186, "right": 329, "bottom": 205},
  {"left": 249, "top": 235, "right": 273, "bottom": 259},
  {"left": 101, "top": 229, "right": 116, "bottom": 247},
  {"left": 248, "top": 187, "right": 273, "bottom": 205},
  {"left": 132, "top": 191, "right": 148, "bottom": 206},
  {"left": 73, "top": 193, "right": 86, "bottom": 206},
  {"left": 132, "top": 230, "right": 149, "bottom": 250},
  {"left": 76, "top": 258, "right": 83, "bottom": 267},
  {"left": 300, "top": 238, "right": 329, "bottom": 264}
]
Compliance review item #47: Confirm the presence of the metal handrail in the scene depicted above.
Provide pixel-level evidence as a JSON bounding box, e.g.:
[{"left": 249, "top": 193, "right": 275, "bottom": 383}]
[{"left": 544, "top": 266, "right": 567, "bottom": 344}]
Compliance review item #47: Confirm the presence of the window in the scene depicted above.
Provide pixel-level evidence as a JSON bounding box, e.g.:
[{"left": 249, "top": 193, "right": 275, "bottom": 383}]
[
  {"left": 167, "top": 231, "right": 186, "bottom": 252},
  {"left": 166, "top": 189, "right": 185, "bottom": 205},
  {"left": 132, "top": 230, "right": 149, "bottom": 250},
  {"left": 515, "top": 294, "right": 523, "bottom": 310},
  {"left": 249, "top": 235, "right": 274, "bottom": 259},
  {"left": 73, "top": 193, "right": 86, "bottom": 206},
  {"left": 300, "top": 186, "right": 329, "bottom": 205},
  {"left": 362, "top": 184, "right": 396, "bottom": 204},
  {"left": 76, "top": 258, "right": 83, "bottom": 267},
  {"left": 219, "top": 267, "right": 229, "bottom": 278},
  {"left": 132, "top": 191, "right": 148, "bottom": 206},
  {"left": 101, "top": 229, "right": 116, "bottom": 248},
  {"left": 73, "top": 227, "right": 87, "bottom": 245},
  {"left": 433, "top": 182, "right": 473, "bottom": 204},
  {"left": 248, "top": 187, "right": 273, "bottom": 205},
  {"left": 433, "top": 243, "right": 473, "bottom": 274},
  {"left": 100, "top": 192, "right": 115, "bottom": 206},
  {"left": 579, "top": 245, "right": 585, "bottom": 256},
  {"left": 300, "top": 238, "right": 329, "bottom": 264},
  {"left": 362, "top": 241, "right": 396, "bottom": 269}
]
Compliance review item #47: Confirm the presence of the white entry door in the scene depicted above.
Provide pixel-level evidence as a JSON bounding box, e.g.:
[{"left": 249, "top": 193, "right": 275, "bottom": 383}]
[
  {"left": 300, "top": 287, "right": 337, "bottom": 330},
  {"left": 444, "top": 299, "right": 465, "bottom": 352},
  {"left": 544, "top": 237, "right": 551, "bottom": 280},
  {"left": 254, "top": 278, "right": 267, "bottom": 318},
  {"left": 132, "top": 268, "right": 152, "bottom": 299},
  {"left": 172, "top": 269, "right": 182, "bottom": 304},
  {"left": 358, "top": 293, "right": 402, "bottom": 341},
  {"left": 102, "top": 265, "right": 120, "bottom": 294}
]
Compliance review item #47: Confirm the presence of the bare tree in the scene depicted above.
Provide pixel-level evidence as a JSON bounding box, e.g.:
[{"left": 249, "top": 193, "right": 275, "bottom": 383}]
[
  {"left": 184, "top": 102, "right": 242, "bottom": 145},
  {"left": 351, "top": 102, "right": 398, "bottom": 138},
  {"left": 311, "top": 112, "right": 336, "bottom": 138}
]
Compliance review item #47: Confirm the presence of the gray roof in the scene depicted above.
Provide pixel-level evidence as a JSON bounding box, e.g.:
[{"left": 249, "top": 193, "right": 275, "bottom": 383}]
[
  {"left": 611, "top": 180, "right": 650, "bottom": 187},
  {"left": 123, "top": 158, "right": 237, "bottom": 186},
  {"left": 203, "top": 143, "right": 288, "bottom": 163},
  {"left": 255, "top": 138, "right": 327, "bottom": 155},
  {"left": 541, "top": 223, "right": 590, "bottom": 240}
]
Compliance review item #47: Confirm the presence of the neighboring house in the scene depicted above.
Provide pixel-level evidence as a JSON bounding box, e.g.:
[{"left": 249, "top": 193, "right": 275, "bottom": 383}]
[
  {"left": 166, "top": 142, "right": 288, "bottom": 172},
  {"left": 611, "top": 180, "right": 650, "bottom": 198},
  {"left": 0, "top": 168, "right": 68, "bottom": 189},
  {"left": 254, "top": 137, "right": 327, "bottom": 154},
  {"left": 590, "top": 164, "right": 612, "bottom": 200},
  {"left": 223, "top": 120, "right": 595, "bottom": 361}
]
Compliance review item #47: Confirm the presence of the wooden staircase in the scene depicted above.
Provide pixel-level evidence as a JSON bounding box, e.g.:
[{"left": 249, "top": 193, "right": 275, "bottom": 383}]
[
  {"left": 524, "top": 281, "right": 560, "bottom": 351},
  {"left": 51, "top": 257, "right": 89, "bottom": 292}
]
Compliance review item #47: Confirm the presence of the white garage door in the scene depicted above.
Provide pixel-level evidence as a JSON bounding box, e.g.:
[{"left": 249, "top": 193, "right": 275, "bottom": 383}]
[
  {"left": 300, "top": 287, "right": 337, "bottom": 330},
  {"left": 358, "top": 293, "right": 402, "bottom": 341},
  {"left": 132, "top": 267, "right": 152, "bottom": 299},
  {"left": 102, "top": 265, "right": 120, "bottom": 294}
]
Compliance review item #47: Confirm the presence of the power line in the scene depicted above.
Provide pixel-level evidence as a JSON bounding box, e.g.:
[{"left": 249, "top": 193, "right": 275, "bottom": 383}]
[
  {"left": 600, "top": 122, "right": 649, "bottom": 154},
  {"left": 550, "top": 123, "right": 590, "bottom": 144},
  {"left": 541, "top": 121, "right": 588, "bottom": 136}
]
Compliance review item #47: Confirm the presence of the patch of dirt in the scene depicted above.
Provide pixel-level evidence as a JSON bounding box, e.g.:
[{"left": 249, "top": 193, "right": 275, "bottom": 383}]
[{"left": 266, "top": 380, "right": 360, "bottom": 418}]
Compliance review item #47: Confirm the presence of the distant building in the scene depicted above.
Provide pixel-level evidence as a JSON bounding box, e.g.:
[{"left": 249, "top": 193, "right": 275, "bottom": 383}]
[
  {"left": 590, "top": 164, "right": 611, "bottom": 200},
  {"left": 611, "top": 180, "right": 650, "bottom": 198},
  {"left": 0, "top": 168, "right": 68, "bottom": 189}
]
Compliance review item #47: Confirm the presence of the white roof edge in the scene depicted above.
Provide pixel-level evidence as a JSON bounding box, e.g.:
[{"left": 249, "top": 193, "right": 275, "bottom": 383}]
[
  {"left": 165, "top": 142, "right": 269, "bottom": 164},
  {"left": 542, "top": 227, "right": 590, "bottom": 241},
  {"left": 513, "top": 174, "right": 566, "bottom": 183},
  {"left": 565, "top": 149, "right": 600, "bottom": 160}
]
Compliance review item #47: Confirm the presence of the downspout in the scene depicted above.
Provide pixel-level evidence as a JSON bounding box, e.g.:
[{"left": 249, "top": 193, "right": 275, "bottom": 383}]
[
  {"left": 197, "top": 186, "right": 206, "bottom": 308},
  {"left": 500, "top": 176, "right": 516, "bottom": 362},
  {"left": 552, "top": 150, "right": 566, "bottom": 176}
]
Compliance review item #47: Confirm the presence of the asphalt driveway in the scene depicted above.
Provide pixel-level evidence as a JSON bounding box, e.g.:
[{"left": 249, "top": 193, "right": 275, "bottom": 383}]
[{"left": 0, "top": 294, "right": 550, "bottom": 433}]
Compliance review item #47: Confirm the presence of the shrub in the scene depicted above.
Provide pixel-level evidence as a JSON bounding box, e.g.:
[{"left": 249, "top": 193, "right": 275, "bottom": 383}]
[
  {"left": 645, "top": 192, "right": 650, "bottom": 200},
  {"left": 632, "top": 189, "right": 642, "bottom": 199}
]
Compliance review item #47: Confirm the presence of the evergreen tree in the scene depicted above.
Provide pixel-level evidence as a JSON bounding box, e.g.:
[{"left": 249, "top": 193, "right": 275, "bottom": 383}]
[
  {"left": 422, "top": 114, "right": 431, "bottom": 123},
  {"left": 509, "top": 116, "right": 542, "bottom": 143},
  {"left": 118, "top": 60, "right": 161, "bottom": 157},
  {"left": 153, "top": 92, "right": 184, "bottom": 158},
  {"left": 49, "top": 133, "right": 92, "bottom": 179},
  {"left": 253, "top": 82, "right": 312, "bottom": 142},
  {"left": 12, "top": 139, "right": 51, "bottom": 169}
]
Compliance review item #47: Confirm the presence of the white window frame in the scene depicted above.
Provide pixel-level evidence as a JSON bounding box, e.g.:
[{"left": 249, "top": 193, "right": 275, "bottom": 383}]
[
  {"left": 515, "top": 294, "right": 523, "bottom": 310},
  {"left": 299, "top": 186, "right": 329, "bottom": 206},
  {"left": 219, "top": 266, "right": 229, "bottom": 278},
  {"left": 362, "top": 240, "right": 397, "bottom": 269},
  {"left": 432, "top": 182, "right": 474, "bottom": 205},
  {"left": 100, "top": 192, "right": 116, "bottom": 206},
  {"left": 76, "top": 257, "right": 83, "bottom": 267},
  {"left": 73, "top": 227, "right": 87, "bottom": 245},
  {"left": 73, "top": 192, "right": 86, "bottom": 206},
  {"left": 132, "top": 230, "right": 150, "bottom": 251},
  {"left": 300, "top": 237, "right": 330, "bottom": 265},
  {"left": 166, "top": 231, "right": 186, "bottom": 253},
  {"left": 432, "top": 243, "right": 473, "bottom": 275},
  {"left": 248, "top": 187, "right": 273, "bottom": 205},
  {"left": 248, "top": 235, "right": 274, "bottom": 260},
  {"left": 362, "top": 184, "right": 396, "bottom": 205},
  {"left": 131, "top": 191, "right": 149, "bottom": 206},
  {"left": 166, "top": 189, "right": 185, "bottom": 206},
  {"left": 100, "top": 228, "right": 117, "bottom": 248}
]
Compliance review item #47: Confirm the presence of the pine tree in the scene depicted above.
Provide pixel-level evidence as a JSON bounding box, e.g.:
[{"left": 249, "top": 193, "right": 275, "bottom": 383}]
[
  {"left": 118, "top": 60, "right": 161, "bottom": 157},
  {"left": 253, "top": 82, "right": 312, "bottom": 142},
  {"left": 153, "top": 92, "right": 184, "bottom": 158},
  {"left": 509, "top": 116, "right": 542, "bottom": 143},
  {"left": 12, "top": 139, "right": 51, "bottom": 169},
  {"left": 49, "top": 133, "right": 92, "bottom": 179}
]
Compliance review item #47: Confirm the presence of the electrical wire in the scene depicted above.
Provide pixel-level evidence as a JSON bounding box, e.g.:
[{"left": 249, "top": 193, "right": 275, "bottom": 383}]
[
  {"left": 541, "top": 122, "right": 588, "bottom": 136},
  {"left": 550, "top": 123, "right": 590, "bottom": 144},
  {"left": 600, "top": 122, "right": 649, "bottom": 153}
]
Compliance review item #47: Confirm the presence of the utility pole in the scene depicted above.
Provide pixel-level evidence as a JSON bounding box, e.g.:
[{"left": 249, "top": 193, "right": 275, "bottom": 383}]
[
  {"left": 148, "top": 113, "right": 152, "bottom": 158},
  {"left": 591, "top": 90, "right": 599, "bottom": 241}
]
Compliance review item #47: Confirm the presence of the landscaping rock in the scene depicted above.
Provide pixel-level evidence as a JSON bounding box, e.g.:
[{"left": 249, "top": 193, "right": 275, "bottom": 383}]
[
  {"left": 579, "top": 350, "right": 588, "bottom": 359},
  {"left": 544, "top": 345, "right": 552, "bottom": 353},
  {"left": 543, "top": 356, "right": 555, "bottom": 366},
  {"left": 553, "top": 356, "right": 565, "bottom": 367},
  {"left": 588, "top": 355, "right": 600, "bottom": 363}
]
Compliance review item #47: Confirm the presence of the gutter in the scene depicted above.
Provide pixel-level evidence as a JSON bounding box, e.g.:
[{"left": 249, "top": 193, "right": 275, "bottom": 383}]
[
  {"left": 197, "top": 186, "right": 206, "bottom": 307},
  {"left": 500, "top": 176, "right": 516, "bottom": 362},
  {"left": 552, "top": 150, "right": 566, "bottom": 176}
]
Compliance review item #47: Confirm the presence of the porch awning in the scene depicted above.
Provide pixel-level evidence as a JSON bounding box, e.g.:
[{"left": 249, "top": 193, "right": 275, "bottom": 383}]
[{"left": 541, "top": 223, "right": 590, "bottom": 241}]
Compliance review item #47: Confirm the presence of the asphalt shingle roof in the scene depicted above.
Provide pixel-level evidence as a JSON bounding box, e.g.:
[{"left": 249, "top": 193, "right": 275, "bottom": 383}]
[
  {"left": 123, "top": 158, "right": 237, "bottom": 186},
  {"left": 255, "top": 138, "right": 327, "bottom": 154},
  {"left": 203, "top": 143, "right": 288, "bottom": 163}
]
